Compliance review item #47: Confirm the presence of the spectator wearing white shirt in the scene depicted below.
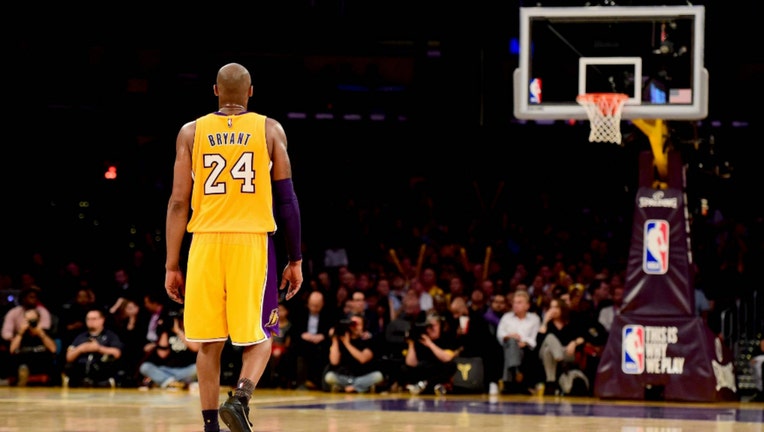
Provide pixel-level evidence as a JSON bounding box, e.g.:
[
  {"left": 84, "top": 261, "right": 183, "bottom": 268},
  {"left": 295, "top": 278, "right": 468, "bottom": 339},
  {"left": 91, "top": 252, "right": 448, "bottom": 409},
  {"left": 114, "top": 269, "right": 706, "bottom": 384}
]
[{"left": 496, "top": 290, "right": 541, "bottom": 393}]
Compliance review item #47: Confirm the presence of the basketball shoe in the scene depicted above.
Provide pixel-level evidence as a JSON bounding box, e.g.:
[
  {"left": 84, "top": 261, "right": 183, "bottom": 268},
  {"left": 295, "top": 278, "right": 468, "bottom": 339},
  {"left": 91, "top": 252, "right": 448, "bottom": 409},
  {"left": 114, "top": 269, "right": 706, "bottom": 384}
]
[{"left": 219, "top": 391, "right": 253, "bottom": 432}]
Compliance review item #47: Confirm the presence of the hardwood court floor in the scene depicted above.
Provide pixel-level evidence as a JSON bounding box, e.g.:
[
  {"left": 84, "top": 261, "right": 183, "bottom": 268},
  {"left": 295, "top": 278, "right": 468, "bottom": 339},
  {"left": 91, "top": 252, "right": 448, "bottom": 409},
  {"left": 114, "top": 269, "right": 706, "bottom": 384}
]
[{"left": 1, "top": 386, "right": 762, "bottom": 432}]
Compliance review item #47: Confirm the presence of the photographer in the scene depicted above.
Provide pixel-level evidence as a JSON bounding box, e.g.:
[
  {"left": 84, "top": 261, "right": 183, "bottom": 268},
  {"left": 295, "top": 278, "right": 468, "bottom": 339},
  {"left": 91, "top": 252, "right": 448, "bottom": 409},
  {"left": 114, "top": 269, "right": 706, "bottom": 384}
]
[
  {"left": 402, "top": 313, "right": 460, "bottom": 395},
  {"left": 138, "top": 308, "right": 200, "bottom": 389},
  {"left": 322, "top": 313, "right": 384, "bottom": 393},
  {"left": 2, "top": 287, "right": 53, "bottom": 342},
  {"left": 8, "top": 308, "right": 57, "bottom": 386},
  {"left": 64, "top": 307, "right": 123, "bottom": 388}
]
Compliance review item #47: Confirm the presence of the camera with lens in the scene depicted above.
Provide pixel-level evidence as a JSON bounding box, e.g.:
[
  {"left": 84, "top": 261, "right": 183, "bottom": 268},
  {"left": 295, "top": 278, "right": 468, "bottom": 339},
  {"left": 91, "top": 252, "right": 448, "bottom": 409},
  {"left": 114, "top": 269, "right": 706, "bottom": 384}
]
[
  {"left": 28, "top": 319, "right": 39, "bottom": 328},
  {"left": 334, "top": 318, "right": 356, "bottom": 337},
  {"left": 406, "top": 321, "right": 431, "bottom": 341}
]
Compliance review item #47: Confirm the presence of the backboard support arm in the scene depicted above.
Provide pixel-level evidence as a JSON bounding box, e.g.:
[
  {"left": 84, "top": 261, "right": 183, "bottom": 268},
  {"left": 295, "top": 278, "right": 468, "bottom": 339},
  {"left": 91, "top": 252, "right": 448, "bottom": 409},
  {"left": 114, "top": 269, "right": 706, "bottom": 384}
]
[{"left": 632, "top": 119, "right": 669, "bottom": 189}]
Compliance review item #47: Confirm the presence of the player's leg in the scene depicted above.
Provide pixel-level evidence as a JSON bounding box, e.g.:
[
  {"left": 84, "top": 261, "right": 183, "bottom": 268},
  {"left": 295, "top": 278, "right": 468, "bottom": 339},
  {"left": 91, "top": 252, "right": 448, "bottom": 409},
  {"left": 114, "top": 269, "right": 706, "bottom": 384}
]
[
  {"left": 185, "top": 233, "right": 228, "bottom": 431},
  {"left": 220, "top": 233, "right": 275, "bottom": 432},
  {"left": 239, "top": 340, "right": 272, "bottom": 390},
  {"left": 197, "top": 341, "right": 225, "bottom": 407},
  {"left": 232, "top": 233, "right": 279, "bottom": 388}
]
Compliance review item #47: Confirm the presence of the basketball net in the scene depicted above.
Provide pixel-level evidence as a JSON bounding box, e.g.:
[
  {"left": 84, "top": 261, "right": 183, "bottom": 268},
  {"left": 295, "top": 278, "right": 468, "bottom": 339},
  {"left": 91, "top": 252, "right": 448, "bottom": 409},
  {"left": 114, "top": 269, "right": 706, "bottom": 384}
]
[{"left": 576, "top": 93, "right": 629, "bottom": 144}]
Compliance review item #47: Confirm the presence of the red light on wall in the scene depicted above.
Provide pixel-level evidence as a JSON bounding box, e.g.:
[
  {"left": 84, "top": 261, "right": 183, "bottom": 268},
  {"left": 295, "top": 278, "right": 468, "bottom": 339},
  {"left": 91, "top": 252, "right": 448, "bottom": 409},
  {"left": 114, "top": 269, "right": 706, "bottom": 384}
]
[{"left": 104, "top": 166, "right": 117, "bottom": 180}]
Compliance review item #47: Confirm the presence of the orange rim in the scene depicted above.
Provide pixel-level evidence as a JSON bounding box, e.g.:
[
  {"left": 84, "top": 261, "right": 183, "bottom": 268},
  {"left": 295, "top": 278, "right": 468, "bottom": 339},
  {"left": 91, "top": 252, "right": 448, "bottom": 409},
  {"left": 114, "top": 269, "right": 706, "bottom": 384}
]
[{"left": 577, "top": 93, "right": 628, "bottom": 115}]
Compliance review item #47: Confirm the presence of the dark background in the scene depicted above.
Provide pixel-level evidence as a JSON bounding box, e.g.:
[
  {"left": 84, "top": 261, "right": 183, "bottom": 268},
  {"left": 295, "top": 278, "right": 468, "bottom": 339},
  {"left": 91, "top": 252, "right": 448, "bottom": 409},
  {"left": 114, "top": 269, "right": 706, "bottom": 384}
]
[{"left": 2, "top": 1, "right": 761, "bottom": 273}]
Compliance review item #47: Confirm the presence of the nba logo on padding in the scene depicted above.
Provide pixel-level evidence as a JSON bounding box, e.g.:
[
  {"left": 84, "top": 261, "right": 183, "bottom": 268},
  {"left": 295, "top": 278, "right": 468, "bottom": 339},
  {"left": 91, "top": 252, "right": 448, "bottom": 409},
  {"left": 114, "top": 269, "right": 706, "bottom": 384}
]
[
  {"left": 622, "top": 325, "right": 645, "bottom": 374},
  {"left": 643, "top": 219, "right": 669, "bottom": 274}
]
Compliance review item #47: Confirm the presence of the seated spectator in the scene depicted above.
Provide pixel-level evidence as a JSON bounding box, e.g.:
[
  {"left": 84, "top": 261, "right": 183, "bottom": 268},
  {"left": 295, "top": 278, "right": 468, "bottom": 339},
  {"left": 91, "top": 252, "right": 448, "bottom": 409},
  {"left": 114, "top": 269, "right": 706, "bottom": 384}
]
[
  {"left": 2, "top": 287, "right": 53, "bottom": 342},
  {"left": 8, "top": 308, "right": 58, "bottom": 386},
  {"left": 347, "top": 289, "right": 378, "bottom": 339},
  {"left": 420, "top": 267, "right": 444, "bottom": 300},
  {"left": 448, "top": 296, "right": 504, "bottom": 394},
  {"left": 408, "top": 281, "right": 434, "bottom": 316},
  {"left": 446, "top": 276, "right": 467, "bottom": 306},
  {"left": 112, "top": 298, "right": 150, "bottom": 387},
  {"left": 367, "top": 290, "right": 392, "bottom": 340},
  {"left": 138, "top": 308, "right": 199, "bottom": 390},
  {"left": 58, "top": 287, "right": 98, "bottom": 349},
  {"left": 398, "top": 288, "right": 426, "bottom": 324},
  {"left": 64, "top": 308, "right": 123, "bottom": 388},
  {"left": 568, "top": 288, "right": 608, "bottom": 395},
  {"left": 468, "top": 287, "right": 488, "bottom": 316},
  {"left": 536, "top": 298, "right": 588, "bottom": 395},
  {"left": 496, "top": 290, "right": 541, "bottom": 394},
  {"left": 327, "top": 285, "right": 351, "bottom": 323},
  {"left": 323, "top": 313, "right": 384, "bottom": 393},
  {"left": 587, "top": 278, "right": 613, "bottom": 317},
  {"left": 377, "top": 304, "right": 416, "bottom": 392},
  {"left": 378, "top": 286, "right": 427, "bottom": 388},
  {"left": 374, "top": 318, "right": 412, "bottom": 392},
  {"left": 291, "top": 290, "right": 332, "bottom": 390},
  {"left": 374, "top": 277, "right": 401, "bottom": 320},
  {"left": 597, "top": 285, "right": 624, "bottom": 333},
  {"left": 142, "top": 291, "right": 168, "bottom": 352},
  {"left": 111, "top": 299, "right": 149, "bottom": 387},
  {"left": 390, "top": 274, "right": 411, "bottom": 315},
  {"left": 431, "top": 293, "right": 450, "bottom": 320},
  {"left": 483, "top": 293, "right": 509, "bottom": 331},
  {"left": 106, "top": 268, "right": 144, "bottom": 316},
  {"left": 401, "top": 312, "right": 459, "bottom": 395}
]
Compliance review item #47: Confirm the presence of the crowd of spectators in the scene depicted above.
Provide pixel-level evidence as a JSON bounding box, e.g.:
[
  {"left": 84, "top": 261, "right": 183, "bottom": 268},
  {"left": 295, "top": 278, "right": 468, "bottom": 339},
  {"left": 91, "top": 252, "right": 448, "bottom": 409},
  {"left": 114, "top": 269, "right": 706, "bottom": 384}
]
[{"left": 0, "top": 172, "right": 761, "bottom": 397}]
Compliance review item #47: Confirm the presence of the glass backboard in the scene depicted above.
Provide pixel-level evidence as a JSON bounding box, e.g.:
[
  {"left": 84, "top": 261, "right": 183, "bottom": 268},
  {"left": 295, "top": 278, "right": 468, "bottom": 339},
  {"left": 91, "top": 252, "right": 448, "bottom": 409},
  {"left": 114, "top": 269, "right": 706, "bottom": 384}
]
[{"left": 513, "top": 5, "right": 707, "bottom": 120}]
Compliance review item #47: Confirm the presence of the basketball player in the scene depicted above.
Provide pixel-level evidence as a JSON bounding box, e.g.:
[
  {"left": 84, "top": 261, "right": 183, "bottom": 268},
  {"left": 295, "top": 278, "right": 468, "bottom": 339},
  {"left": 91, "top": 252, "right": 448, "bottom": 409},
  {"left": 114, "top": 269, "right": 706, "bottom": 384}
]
[{"left": 165, "top": 62, "right": 303, "bottom": 432}]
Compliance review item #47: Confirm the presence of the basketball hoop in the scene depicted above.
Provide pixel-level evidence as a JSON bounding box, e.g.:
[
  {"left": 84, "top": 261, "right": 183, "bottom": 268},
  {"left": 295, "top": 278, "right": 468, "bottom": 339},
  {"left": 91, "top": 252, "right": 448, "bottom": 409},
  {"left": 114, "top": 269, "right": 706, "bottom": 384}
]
[{"left": 576, "top": 93, "right": 629, "bottom": 144}]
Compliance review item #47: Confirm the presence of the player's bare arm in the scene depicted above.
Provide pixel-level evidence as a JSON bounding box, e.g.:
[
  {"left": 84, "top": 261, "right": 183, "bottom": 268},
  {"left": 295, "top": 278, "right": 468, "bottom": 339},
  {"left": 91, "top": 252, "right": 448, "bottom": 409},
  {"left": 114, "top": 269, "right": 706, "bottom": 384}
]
[
  {"left": 267, "top": 118, "right": 292, "bottom": 181},
  {"left": 164, "top": 121, "right": 195, "bottom": 304}
]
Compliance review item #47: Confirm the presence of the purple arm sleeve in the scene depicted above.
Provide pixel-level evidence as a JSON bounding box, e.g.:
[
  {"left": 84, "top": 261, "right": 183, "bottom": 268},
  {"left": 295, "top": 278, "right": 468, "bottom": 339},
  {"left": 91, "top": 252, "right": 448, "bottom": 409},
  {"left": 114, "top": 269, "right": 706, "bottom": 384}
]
[{"left": 273, "top": 178, "right": 302, "bottom": 262}]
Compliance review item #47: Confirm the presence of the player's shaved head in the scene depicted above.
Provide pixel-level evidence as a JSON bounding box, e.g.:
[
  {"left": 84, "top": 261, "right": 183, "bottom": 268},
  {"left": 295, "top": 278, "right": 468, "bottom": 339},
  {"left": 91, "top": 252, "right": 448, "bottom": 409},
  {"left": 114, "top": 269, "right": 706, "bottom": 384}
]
[
  {"left": 215, "top": 63, "right": 252, "bottom": 105},
  {"left": 217, "top": 63, "right": 250, "bottom": 91}
]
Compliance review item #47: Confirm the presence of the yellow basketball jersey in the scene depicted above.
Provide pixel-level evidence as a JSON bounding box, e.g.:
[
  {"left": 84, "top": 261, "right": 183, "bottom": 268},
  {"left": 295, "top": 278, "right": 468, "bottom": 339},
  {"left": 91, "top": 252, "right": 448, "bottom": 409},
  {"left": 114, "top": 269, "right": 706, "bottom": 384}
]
[{"left": 187, "top": 112, "right": 275, "bottom": 234}]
